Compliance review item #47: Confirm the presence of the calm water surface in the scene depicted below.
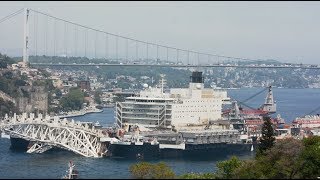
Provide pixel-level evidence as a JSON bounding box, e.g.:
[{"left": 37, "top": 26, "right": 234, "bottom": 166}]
[{"left": 0, "top": 88, "right": 319, "bottom": 178}]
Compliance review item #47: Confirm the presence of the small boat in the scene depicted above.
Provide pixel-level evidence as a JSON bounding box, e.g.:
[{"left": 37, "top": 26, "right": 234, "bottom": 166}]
[
  {"left": 62, "top": 161, "right": 78, "bottom": 179},
  {"left": 0, "top": 131, "right": 10, "bottom": 139}
]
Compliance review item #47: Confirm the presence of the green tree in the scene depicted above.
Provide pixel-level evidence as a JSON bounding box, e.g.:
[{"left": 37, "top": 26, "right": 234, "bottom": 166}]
[
  {"left": 232, "top": 160, "right": 265, "bottom": 179},
  {"left": 53, "top": 88, "right": 62, "bottom": 99},
  {"left": 60, "top": 87, "right": 84, "bottom": 111},
  {"left": 129, "top": 162, "right": 175, "bottom": 179},
  {"left": 179, "top": 172, "right": 216, "bottom": 179},
  {"left": 14, "top": 79, "right": 27, "bottom": 87},
  {"left": 94, "top": 89, "right": 102, "bottom": 104},
  {"left": 0, "top": 60, "right": 7, "bottom": 68},
  {"left": 232, "top": 138, "right": 306, "bottom": 179},
  {"left": 215, "top": 156, "right": 243, "bottom": 179},
  {"left": 257, "top": 116, "right": 276, "bottom": 156},
  {"left": 298, "top": 136, "right": 320, "bottom": 179},
  {"left": 256, "top": 138, "right": 303, "bottom": 179},
  {"left": 0, "top": 98, "right": 18, "bottom": 117}
]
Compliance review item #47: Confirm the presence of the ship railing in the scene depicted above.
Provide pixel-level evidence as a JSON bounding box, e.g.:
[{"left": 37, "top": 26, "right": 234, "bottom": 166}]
[
  {"left": 122, "top": 106, "right": 164, "bottom": 110},
  {"left": 121, "top": 111, "right": 163, "bottom": 116},
  {"left": 122, "top": 107, "right": 163, "bottom": 112},
  {"left": 121, "top": 115, "right": 161, "bottom": 121}
]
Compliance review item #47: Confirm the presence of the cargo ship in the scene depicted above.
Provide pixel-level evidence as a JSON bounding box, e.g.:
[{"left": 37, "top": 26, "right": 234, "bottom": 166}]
[
  {"left": 9, "top": 71, "right": 272, "bottom": 159},
  {"left": 105, "top": 71, "right": 260, "bottom": 159},
  {"left": 106, "top": 127, "right": 256, "bottom": 159}
]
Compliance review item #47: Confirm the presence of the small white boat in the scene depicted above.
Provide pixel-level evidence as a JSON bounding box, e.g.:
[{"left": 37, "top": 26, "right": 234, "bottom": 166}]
[
  {"left": 1, "top": 132, "right": 10, "bottom": 139},
  {"left": 62, "top": 161, "right": 78, "bottom": 179}
]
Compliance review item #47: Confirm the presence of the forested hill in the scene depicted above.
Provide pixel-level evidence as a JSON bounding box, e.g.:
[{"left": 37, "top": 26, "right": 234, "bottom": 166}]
[{"left": 22, "top": 55, "right": 320, "bottom": 88}]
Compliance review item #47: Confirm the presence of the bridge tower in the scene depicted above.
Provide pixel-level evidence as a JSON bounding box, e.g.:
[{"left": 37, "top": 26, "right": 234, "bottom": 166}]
[{"left": 23, "top": 8, "right": 29, "bottom": 66}]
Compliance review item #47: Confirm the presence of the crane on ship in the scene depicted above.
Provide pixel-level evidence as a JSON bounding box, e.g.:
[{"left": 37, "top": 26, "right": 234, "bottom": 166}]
[
  {"left": 224, "top": 86, "right": 283, "bottom": 136},
  {"left": 224, "top": 86, "right": 276, "bottom": 116}
]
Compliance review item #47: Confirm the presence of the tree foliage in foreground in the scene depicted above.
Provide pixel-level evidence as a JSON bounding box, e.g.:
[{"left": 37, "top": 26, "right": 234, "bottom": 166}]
[
  {"left": 232, "top": 137, "right": 320, "bottom": 179},
  {"left": 179, "top": 172, "right": 216, "bottom": 179},
  {"left": 215, "top": 156, "right": 243, "bottom": 179},
  {"left": 257, "top": 116, "right": 276, "bottom": 156},
  {"left": 129, "top": 136, "right": 320, "bottom": 179},
  {"left": 129, "top": 162, "right": 175, "bottom": 179}
]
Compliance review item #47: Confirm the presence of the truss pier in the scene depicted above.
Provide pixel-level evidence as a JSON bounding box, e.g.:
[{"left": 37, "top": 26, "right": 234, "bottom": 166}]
[{"left": 0, "top": 113, "right": 110, "bottom": 158}]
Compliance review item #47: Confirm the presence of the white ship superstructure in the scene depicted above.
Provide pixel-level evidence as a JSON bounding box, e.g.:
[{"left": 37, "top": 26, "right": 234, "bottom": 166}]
[{"left": 115, "top": 71, "right": 230, "bottom": 131}]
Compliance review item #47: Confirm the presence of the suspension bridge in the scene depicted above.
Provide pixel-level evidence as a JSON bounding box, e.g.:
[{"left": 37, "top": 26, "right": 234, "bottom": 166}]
[
  {"left": 0, "top": 8, "right": 320, "bottom": 158},
  {"left": 0, "top": 8, "right": 319, "bottom": 69}
]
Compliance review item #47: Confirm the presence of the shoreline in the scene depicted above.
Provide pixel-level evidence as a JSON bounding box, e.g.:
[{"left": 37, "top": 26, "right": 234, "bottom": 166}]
[{"left": 57, "top": 107, "right": 104, "bottom": 119}]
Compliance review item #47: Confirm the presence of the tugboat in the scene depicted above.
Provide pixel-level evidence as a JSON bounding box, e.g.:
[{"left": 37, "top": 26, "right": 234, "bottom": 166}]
[{"left": 62, "top": 161, "right": 78, "bottom": 179}]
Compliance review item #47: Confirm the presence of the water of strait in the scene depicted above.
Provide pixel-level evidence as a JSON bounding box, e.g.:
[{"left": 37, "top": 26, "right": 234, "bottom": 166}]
[{"left": 0, "top": 88, "right": 319, "bottom": 179}]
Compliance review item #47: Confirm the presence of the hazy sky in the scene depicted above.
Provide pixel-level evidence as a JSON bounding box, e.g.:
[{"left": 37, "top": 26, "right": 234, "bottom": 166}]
[{"left": 1, "top": 1, "right": 320, "bottom": 64}]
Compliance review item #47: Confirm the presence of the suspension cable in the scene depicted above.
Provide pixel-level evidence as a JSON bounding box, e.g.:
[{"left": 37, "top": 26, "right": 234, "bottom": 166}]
[
  {"left": 0, "top": 8, "right": 24, "bottom": 25},
  {"left": 28, "top": 8, "right": 268, "bottom": 62}
]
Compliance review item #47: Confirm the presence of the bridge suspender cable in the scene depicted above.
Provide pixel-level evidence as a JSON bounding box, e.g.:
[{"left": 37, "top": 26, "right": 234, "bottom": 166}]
[
  {"left": 64, "top": 22, "right": 67, "bottom": 57},
  {"left": 105, "top": 34, "right": 108, "bottom": 59},
  {"left": 28, "top": 8, "right": 268, "bottom": 63},
  {"left": 74, "top": 26, "right": 77, "bottom": 57},
  {"left": 116, "top": 36, "right": 118, "bottom": 61},
  {"left": 85, "top": 29, "right": 88, "bottom": 57},
  {"left": 136, "top": 41, "right": 138, "bottom": 61},
  {"left": 44, "top": 15, "right": 48, "bottom": 56},
  {"left": 156, "top": 45, "right": 159, "bottom": 60},
  {"left": 53, "top": 19, "right": 56, "bottom": 57},
  {"left": 146, "top": 43, "right": 148, "bottom": 60},
  {"left": 126, "top": 39, "right": 129, "bottom": 61},
  {"left": 94, "top": 31, "right": 97, "bottom": 59}
]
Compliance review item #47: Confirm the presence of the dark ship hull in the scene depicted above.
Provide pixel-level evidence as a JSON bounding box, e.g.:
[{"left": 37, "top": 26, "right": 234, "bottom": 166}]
[
  {"left": 161, "top": 143, "right": 254, "bottom": 159},
  {"left": 107, "top": 142, "right": 160, "bottom": 159},
  {"left": 10, "top": 137, "right": 68, "bottom": 153},
  {"left": 107, "top": 142, "right": 256, "bottom": 159},
  {"left": 10, "top": 137, "right": 30, "bottom": 151}
]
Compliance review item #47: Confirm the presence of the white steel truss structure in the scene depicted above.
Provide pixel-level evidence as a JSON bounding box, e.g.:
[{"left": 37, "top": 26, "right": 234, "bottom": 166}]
[{"left": 0, "top": 113, "right": 107, "bottom": 158}]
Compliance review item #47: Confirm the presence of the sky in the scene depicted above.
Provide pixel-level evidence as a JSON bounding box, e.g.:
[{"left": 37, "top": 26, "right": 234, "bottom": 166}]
[{"left": 1, "top": 1, "right": 320, "bottom": 64}]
